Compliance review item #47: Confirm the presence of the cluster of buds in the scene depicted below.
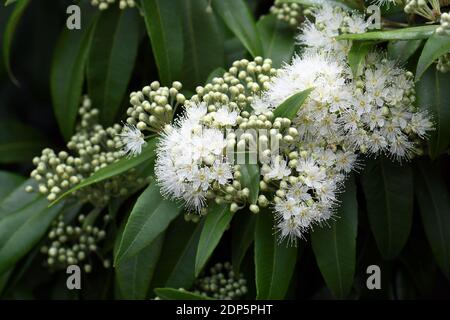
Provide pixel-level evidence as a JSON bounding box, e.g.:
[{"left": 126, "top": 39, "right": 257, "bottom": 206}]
[
  {"left": 189, "top": 57, "right": 277, "bottom": 111},
  {"left": 27, "top": 96, "right": 147, "bottom": 207},
  {"left": 404, "top": 0, "right": 450, "bottom": 22},
  {"left": 91, "top": 0, "right": 135, "bottom": 10},
  {"left": 270, "top": 1, "right": 304, "bottom": 27},
  {"left": 437, "top": 52, "right": 450, "bottom": 72},
  {"left": 126, "top": 81, "right": 186, "bottom": 134},
  {"left": 193, "top": 262, "right": 248, "bottom": 300},
  {"left": 437, "top": 11, "right": 450, "bottom": 34},
  {"left": 41, "top": 213, "right": 110, "bottom": 273}
]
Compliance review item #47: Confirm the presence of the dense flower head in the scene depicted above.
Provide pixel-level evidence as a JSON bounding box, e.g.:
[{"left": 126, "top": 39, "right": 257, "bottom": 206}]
[
  {"left": 155, "top": 103, "right": 234, "bottom": 212},
  {"left": 270, "top": 1, "right": 304, "bottom": 27},
  {"left": 297, "top": 3, "right": 369, "bottom": 57}
]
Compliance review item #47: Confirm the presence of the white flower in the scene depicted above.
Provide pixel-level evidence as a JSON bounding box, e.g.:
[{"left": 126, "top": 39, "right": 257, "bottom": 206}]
[
  {"left": 212, "top": 106, "right": 238, "bottom": 126},
  {"left": 118, "top": 124, "right": 146, "bottom": 157},
  {"left": 155, "top": 103, "right": 233, "bottom": 212},
  {"left": 266, "top": 156, "right": 291, "bottom": 180}
]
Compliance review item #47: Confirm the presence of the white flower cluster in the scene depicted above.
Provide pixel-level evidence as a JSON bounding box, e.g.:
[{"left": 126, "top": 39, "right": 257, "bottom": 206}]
[
  {"left": 297, "top": 3, "right": 369, "bottom": 58},
  {"left": 146, "top": 4, "right": 434, "bottom": 242},
  {"left": 250, "top": 4, "right": 433, "bottom": 240},
  {"left": 155, "top": 103, "right": 234, "bottom": 212}
]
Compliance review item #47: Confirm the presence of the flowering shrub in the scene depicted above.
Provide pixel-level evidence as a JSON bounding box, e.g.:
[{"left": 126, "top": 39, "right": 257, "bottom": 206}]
[{"left": 0, "top": 0, "right": 450, "bottom": 300}]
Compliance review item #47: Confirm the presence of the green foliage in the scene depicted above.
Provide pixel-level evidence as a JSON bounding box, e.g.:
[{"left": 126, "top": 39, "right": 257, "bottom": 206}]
[
  {"left": 255, "top": 211, "right": 297, "bottom": 299},
  {"left": 50, "top": 2, "right": 98, "bottom": 140},
  {"left": 311, "top": 176, "right": 358, "bottom": 299},
  {"left": 141, "top": 0, "right": 183, "bottom": 85},
  {"left": 272, "top": 88, "right": 313, "bottom": 119},
  {"left": 361, "top": 158, "right": 413, "bottom": 259},
  {"left": 195, "top": 203, "right": 234, "bottom": 277},
  {"left": 114, "top": 182, "right": 182, "bottom": 265},
  {"left": 87, "top": 7, "right": 141, "bottom": 125}
]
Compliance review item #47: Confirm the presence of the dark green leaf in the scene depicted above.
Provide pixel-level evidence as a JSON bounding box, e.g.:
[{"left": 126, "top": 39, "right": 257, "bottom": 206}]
[
  {"left": 154, "top": 288, "right": 213, "bottom": 300},
  {"left": 272, "top": 88, "right": 313, "bottom": 120},
  {"left": 141, "top": 0, "right": 183, "bottom": 85},
  {"left": 387, "top": 40, "right": 423, "bottom": 64},
  {"left": 337, "top": 25, "right": 437, "bottom": 41},
  {"left": 0, "top": 197, "right": 64, "bottom": 274},
  {"left": 4, "top": 0, "right": 18, "bottom": 5},
  {"left": 239, "top": 164, "right": 260, "bottom": 205},
  {"left": 255, "top": 211, "right": 297, "bottom": 299},
  {"left": 87, "top": 7, "right": 140, "bottom": 125},
  {"left": 361, "top": 158, "right": 413, "bottom": 259},
  {"left": 416, "top": 69, "right": 450, "bottom": 158},
  {"left": 232, "top": 212, "right": 256, "bottom": 274},
  {"left": 50, "top": 2, "right": 98, "bottom": 140},
  {"left": 115, "top": 182, "right": 182, "bottom": 265},
  {"left": 115, "top": 232, "right": 165, "bottom": 299},
  {"left": 151, "top": 216, "right": 203, "bottom": 290},
  {"left": 311, "top": 176, "right": 358, "bottom": 299},
  {"left": 52, "top": 137, "right": 158, "bottom": 205},
  {"left": 212, "top": 0, "right": 263, "bottom": 58},
  {"left": 0, "top": 118, "right": 48, "bottom": 164},
  {"left": 2, "top": 0, "right": 30, "bottom": 85},
  {"left": 348, "top": 41, "right": 373, "bottom": 77},
  {"left": 180, "top": 0, "right": 225, "bottom": 89},
  {"left": 0, "top": 179, "right": 39, "bottom": 218},
  {"left": 415, "top": 160, "right": 450, "bottom": 280},
  {"left": 195, "top": 203, "right": 233, "bottom": 277},
  {"left": 0, "top": 171, "right": 25, "bottom": 199},
  {"left": 256, "top": 15, "right": 295, "bottom": 68},
  {"left": 416, "top": 34, "right": 450, "bottom": 81}
]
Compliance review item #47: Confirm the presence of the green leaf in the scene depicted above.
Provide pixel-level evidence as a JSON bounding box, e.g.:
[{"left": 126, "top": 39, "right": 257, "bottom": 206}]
[
  {"left": 87, "top": 7, "right": 140, "bottom": 126},
  {"left": 195, "top": 203, "right": 234, "bottom": 277},
  {"left": 52, "top": 137, "right": 158, "bottom": 205},
  {"left": 239, "top": 164, "right": 260, "bottom": 205},
  {"left": 141, "top": 0, "right": 183, "bottom": 85},
  {"left": 256, "top": 15, "right": 295, "bottom": 68},
  {"left": 416, "top": 69, "right": 450, "bottom": 159},
  {"left": 311, "top": 176, "right": 358, "bottom": 299},
  {"left": 416, "top": 34, "right": 450, "bottom": 81},
  {"left": 50, "top": 2, "right": 98, "bottom": 140},
  {"left": 387, "top": 39, "right": 423, "bottom": 64},
  {"left": 0, "top": 171, "right": 25, "bottom": 199},
  {"left": 255, "top": 211, "right": 297, "bottom": 300},
  {"left": 151, "top": 217, "right": 203, "bottom": 290},
  {"left": 0, "top": 179, "right": 39, "bottom": 218},
  {"left": 0, "top": 118, "right": 48, "bottom": 164},
  {"left": 4, "top": 0, "right": 18, "bottom": 5},
  {"left": 232, "top": 212, "right": 256, "bottom": 274},
  {"left": 272, "top": 88, "right": 313, "bottom": 120},
  {"left": 211, "top": 0, "right": 263, "bottom": 58},
  {"left": 154, "top": 288, "right": 213, "bottom": 300},
  {"left": 2, "top": 0, "right": 30, "bottom": 85},
  {"left": 336, "top": 25, "right": 438, "bottom": 41},
  {"left": 0, "top": 197, "right": 64, "bottom": 274},
  {"left": 180, "top": 0, "right": 225, "bottom": 89},
  {"left": 115, "top": 232, "right": 165, "bottom": 299},
  {"left": 115, "top": 182, "right": 182, "bottom": 265},
  {"left": 348, "top": 41, "right": 373, "bottom": 77},
  {"left": 361, "top": 158, "right": 413, "bottom": 259},
  {"left": 415, "top": 160, "right": 450, "bottom": 280}
]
